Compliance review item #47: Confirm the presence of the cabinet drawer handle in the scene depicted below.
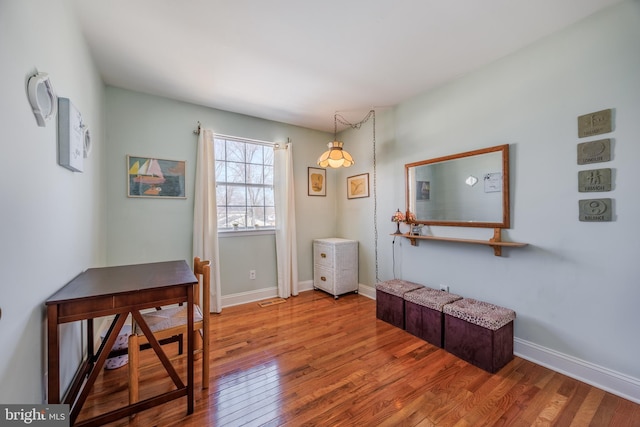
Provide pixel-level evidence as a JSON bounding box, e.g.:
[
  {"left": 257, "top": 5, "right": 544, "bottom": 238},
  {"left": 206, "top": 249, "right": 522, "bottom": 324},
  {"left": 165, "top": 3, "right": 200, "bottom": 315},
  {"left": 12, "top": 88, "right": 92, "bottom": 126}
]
[
  {"left": 321, "top": 276, "right": 326, "bottom": 281},
  {"left": 321, "top": 253, "right": 326, "bottom": 258}
]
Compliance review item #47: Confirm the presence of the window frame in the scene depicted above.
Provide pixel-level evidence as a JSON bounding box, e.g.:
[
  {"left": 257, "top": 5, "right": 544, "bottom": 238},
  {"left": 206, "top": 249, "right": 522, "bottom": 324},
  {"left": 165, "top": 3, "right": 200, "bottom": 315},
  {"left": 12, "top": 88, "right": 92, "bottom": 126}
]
[{"left": 214, "top": 134, "right": 276, "bottom": 234}]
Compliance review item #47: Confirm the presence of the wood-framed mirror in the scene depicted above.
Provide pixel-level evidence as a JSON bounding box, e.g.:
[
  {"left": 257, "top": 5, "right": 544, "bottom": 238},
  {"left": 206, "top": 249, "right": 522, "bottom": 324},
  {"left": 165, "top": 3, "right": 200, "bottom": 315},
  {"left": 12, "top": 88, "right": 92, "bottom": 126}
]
[{"left": 405, "top": 144, "right": 510, "bottom": 228}]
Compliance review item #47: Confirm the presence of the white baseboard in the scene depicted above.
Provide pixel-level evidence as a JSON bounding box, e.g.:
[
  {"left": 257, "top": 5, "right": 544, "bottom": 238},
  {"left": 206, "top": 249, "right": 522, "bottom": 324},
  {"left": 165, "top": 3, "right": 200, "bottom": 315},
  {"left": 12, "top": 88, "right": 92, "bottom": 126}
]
[
  {"left": 340, "top": 287, "right": 639, "bottom": 403},
  {"left": 515, "top": 338, "right": 640, "bottom": 404},
  {"left": 221, "top": 281, "right": 316, "bottom": 307},
  {"left": 220, "top": 281, "right": 372, "bottom": 307},
  {"left": 298, "top": 280, "right": 314, "bottom": 292},
  {"left": 358, "top": 283, "right": 376, "bottom": 300},
  {"left": 220, "top": 284, "right": 639, "bottom": 404},
  {"left": 221, "top": 287, "right": 279, "bottom": 308}
]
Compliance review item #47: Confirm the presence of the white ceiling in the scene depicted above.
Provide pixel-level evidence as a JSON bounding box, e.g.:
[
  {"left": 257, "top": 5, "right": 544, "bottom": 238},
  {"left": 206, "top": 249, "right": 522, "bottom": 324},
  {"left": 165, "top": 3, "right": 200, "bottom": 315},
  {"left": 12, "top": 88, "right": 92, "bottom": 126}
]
[{"left": 71, "top": 0, "right": 622, "bottom": 132}]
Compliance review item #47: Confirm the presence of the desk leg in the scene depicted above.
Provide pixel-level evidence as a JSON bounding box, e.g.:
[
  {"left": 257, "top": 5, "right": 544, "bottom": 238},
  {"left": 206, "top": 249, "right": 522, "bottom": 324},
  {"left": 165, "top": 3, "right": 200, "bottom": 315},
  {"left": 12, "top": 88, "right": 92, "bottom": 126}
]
[
  {"left": 87, "top": 318, "right": 94, "bottom": 367},
  {"left": 187, "top": 285, "right": 194, "bottom": 414},
  {"left": 47, "top": 305, "right": 60, "bottom": 403},
  {"left": 70, "top": 314, "right": 128, "bottom": 425}
]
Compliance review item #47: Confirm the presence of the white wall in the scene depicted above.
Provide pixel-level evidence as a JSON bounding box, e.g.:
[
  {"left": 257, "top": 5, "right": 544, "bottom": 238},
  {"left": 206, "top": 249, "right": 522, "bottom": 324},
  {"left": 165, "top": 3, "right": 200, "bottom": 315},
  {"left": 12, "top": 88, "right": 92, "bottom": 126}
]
[
  {"left": 2, "top": 0, "right": 638, "bottom": 407},
  {"left": 0, "top": 0, "right": 106, "bottom": 403},
  {"left": 342, "top": 0, "right": 640, "bottom": 400},
  {"left": 105, "top": 87, "right": 336, "bottom": 296}
]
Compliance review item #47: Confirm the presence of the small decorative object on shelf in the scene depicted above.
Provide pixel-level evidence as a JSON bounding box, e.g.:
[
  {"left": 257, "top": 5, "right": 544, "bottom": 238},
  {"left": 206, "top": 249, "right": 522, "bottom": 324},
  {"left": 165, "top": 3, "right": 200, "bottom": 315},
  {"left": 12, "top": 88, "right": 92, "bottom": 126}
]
[{"left": 391, "top": 209, "right": 405, "bottom": 235}]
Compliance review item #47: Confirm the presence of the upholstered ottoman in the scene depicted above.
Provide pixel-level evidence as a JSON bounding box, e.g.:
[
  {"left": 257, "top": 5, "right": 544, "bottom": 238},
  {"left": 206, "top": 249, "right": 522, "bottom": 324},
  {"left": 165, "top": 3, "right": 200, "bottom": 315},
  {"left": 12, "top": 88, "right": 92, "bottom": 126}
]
[
  {"left": 375, "top": 280, "right": 423, "bottom": 329},
  {"left": 404, "top": 287, "right": 462, "bottom": 347},
  {"left": 443, "top": 298, "right": 516, "bottom": 373}
]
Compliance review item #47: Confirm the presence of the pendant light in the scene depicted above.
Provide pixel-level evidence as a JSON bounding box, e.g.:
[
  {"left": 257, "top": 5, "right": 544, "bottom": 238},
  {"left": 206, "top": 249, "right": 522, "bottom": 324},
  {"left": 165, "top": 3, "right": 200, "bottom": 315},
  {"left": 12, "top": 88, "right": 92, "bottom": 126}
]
[{"left": 317, "top": 113, "right": 354, "bottom": 168}]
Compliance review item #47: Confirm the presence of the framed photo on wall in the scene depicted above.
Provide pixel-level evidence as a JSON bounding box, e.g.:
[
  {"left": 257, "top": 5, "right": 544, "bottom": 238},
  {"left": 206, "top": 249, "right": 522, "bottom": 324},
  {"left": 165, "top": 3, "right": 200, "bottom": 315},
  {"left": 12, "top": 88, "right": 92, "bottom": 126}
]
[
  {"left": 347, "top": 173, "right": 369, "bottom": 199},
  {"left": 127, "top": 155, "right": 186, "bottom": 198},
  {"left": 416, "top": 180, "right": 430, "bottom": 200},
  {"left": 308, "top": 167, "right": 326, "bottom": 196}
]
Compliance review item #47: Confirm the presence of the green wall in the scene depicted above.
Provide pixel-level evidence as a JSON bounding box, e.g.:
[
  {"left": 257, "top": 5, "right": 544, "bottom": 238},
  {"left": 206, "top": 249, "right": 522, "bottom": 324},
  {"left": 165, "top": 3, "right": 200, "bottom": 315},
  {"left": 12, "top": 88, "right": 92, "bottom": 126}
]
[{"left": 105, "top": 87, "right": 337, "bottom": 297}]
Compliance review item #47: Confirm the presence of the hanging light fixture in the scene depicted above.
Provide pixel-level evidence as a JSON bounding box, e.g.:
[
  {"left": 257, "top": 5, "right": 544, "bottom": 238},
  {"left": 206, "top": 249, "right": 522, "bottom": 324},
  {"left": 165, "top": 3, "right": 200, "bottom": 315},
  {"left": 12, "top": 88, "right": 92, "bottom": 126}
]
[
  {"left": 317, "top": 113, "right": 354, "bottom": 168},
  {"left": 314, "top": 109, "right": 380, "bottom": 282}
]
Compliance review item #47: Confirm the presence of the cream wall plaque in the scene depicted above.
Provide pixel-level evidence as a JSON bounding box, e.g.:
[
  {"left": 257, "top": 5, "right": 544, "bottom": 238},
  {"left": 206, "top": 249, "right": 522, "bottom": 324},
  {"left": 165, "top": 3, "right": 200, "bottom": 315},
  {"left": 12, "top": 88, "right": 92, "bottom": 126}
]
[
  {"left": 578, "top": 168, "right": 611, "bottom": 192},
  {"left": 578, "top": 109, "right": 612, "bottom": 138},
  {"left": 577, "top": 138, "right": 611, "bottom": 164},
  {"left": 579, "top": 198, "right": 612, "bottom": 222}
]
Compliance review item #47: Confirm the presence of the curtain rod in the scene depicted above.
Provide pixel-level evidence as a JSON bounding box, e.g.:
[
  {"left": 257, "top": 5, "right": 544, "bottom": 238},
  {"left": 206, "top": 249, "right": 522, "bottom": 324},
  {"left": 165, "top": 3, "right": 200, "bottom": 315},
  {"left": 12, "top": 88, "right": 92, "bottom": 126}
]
[
  {"left": 274, "top": 138, "right": 292, "bottom": 149},
  {"left": 193, "top": 122, "right": 286, "bottom": 147}
]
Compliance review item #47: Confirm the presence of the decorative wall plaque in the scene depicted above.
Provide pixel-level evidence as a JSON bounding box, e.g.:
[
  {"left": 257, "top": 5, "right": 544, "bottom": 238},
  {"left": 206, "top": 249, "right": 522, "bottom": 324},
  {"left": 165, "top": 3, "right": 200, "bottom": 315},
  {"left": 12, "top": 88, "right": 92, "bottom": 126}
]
[
  {"left": 577, "top": 138, "right": 611, "bottom": 164},
  {"left": 578, "top": 109, "right": 612, "bottom": 138},
  {"left": 578, "top": 168, "right": 611, "bottom": 192},
  {"left": 58, "top": 97, "right": 84, "bottom": 172},
  {"left": 579, "top": 198, "right": 612, "bottom": 222}
]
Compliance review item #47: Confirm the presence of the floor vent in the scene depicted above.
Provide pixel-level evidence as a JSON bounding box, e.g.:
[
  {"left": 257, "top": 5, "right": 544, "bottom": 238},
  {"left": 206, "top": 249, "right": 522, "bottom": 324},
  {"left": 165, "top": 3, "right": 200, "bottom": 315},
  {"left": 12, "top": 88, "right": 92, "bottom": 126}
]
[{"left": 258, "top": 298, "right": 287, "bottom": 308}]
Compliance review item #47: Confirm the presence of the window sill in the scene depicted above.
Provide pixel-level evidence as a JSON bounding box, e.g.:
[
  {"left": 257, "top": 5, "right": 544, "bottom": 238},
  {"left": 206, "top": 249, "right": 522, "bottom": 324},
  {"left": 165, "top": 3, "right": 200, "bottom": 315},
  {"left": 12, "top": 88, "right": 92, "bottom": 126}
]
[{"left": 218, "top": 229, "right": 276, "bottom": 238}]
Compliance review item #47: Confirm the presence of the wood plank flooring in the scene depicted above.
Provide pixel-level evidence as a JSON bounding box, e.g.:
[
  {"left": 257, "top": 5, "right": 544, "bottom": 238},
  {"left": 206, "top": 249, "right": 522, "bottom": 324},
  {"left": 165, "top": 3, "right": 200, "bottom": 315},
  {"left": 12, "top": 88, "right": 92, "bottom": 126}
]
[{"left": 78, "top": 290, "right": 640, "bottom": 426}]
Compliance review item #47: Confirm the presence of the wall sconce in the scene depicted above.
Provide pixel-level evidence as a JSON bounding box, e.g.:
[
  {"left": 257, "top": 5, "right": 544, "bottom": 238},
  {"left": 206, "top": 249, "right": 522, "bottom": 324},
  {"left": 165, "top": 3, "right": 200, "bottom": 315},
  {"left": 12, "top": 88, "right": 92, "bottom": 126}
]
[{"left": 317, "top": 113, "right": 354, "bottom": 168}]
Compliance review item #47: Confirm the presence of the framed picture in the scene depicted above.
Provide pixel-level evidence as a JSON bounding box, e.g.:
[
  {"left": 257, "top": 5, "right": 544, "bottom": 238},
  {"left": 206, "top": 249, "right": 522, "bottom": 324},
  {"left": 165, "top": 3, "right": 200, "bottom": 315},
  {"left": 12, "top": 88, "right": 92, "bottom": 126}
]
[
  {"left": 417, "top": 180, "right": 430, "bottom": 200},
  {"left": 347, "top": 173, "right": 369, "bottom": 199},
  {"left": 308, "top": 167, "right": 326, "bottom": 196},
  {"left": 127, "top": 155, "right": 186, "bottom": 199}
]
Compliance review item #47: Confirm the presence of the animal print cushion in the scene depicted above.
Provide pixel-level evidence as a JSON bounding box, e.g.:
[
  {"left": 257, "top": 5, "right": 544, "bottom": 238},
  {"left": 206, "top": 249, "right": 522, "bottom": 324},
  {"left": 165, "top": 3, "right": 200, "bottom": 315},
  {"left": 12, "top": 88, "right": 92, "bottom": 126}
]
[
  {"left": 443, "top": 298, "right": 515, "bottom": 331},
  {"left": 403, "top": 287, "right": 463, "bottom": 311},
  {"left": 375, "top": 279, "right": 422, "bottom": 297}
]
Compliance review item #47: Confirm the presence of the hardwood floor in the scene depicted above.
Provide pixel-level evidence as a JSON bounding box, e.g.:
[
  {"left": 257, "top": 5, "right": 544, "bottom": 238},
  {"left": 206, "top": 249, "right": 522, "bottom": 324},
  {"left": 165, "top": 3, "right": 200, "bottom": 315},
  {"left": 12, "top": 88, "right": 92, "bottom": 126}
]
[{"left": 79, "top": 291, "right": 640, "bottom": 426}]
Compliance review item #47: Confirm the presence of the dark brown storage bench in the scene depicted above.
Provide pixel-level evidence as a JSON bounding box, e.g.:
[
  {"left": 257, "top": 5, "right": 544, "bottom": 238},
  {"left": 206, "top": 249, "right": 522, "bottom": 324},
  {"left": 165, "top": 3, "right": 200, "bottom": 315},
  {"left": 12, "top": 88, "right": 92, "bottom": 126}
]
[
  {"left": 404, "top": 287, "right": 462, "bottom": 347},
  {"left": 443, "top": 298, "right": 516, "bottom": 373},
  {"left": 375, "top": 280, "right": 422, "bottom": 329}
]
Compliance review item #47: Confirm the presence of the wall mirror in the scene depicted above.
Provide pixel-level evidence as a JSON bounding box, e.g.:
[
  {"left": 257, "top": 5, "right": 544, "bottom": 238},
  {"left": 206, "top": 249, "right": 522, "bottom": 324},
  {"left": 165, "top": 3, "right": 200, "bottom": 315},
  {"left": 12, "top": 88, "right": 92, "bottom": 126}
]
[{"left": 405, "top": 144, "right": 510, "bottom": 228}]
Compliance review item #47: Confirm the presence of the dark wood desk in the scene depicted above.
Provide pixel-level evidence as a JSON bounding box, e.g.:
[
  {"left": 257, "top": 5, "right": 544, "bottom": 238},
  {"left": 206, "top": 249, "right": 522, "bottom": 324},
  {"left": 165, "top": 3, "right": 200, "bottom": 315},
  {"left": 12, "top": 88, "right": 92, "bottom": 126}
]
[{"left": 46, "top": 260, "right": 197, "bottom": 427}]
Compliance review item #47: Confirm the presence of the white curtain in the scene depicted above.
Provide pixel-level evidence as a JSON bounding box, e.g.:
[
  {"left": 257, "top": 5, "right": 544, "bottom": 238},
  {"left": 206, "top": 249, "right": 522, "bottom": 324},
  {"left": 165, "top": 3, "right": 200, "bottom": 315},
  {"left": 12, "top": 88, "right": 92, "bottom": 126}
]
[
  {"left": 193, "top": 128, "right": 223, "bottom": 313},
  {"left": 274, "top": 143, "right": 298, "bottom": 298}
]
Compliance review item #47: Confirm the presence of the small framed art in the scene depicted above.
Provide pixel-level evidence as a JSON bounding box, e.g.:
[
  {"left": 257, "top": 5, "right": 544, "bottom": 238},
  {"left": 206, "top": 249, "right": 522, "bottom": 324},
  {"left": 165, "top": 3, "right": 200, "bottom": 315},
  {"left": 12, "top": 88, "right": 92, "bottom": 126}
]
[
  {"left": 127, "top": 155, "right": 186, "bottom": 198},
  {"left": 308, "top": 167, "right": 326, "bottom": 196},
  {"left": 347, "top": 173, "right": 369, "bottom": 199},
  {"left": 416, "top": 180, "right": 430, "bottom": 200}
]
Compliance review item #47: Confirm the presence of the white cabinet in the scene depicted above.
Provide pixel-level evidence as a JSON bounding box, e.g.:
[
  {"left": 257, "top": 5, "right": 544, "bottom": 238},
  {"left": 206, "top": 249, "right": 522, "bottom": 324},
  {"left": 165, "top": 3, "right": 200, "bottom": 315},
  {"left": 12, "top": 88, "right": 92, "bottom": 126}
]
[{"left": 313, "top": 238, "right": 358, "bottom": 299}]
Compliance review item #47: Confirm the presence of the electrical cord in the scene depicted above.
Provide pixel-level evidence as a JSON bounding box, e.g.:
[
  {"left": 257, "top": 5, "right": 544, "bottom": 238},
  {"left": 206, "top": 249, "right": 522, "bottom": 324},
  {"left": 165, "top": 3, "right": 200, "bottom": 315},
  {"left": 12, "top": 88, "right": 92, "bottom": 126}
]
[{"left": 335, "top": 110, "right": 379, "bottom": 283}]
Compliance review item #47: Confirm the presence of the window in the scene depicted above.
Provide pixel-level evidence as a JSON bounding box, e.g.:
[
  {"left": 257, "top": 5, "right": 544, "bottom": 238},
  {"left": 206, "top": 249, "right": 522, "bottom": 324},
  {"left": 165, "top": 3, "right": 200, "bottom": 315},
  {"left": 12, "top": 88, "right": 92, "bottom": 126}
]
[{"left": 214, "top": 136, "right": 275, "bottom": 230}]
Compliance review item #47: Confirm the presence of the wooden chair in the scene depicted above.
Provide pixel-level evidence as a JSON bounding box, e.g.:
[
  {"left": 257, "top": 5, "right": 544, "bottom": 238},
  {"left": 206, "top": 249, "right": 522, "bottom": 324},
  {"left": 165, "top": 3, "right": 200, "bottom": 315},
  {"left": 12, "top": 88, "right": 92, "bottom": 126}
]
[{"left": 128, "top": 257, "right": 210, "bottom": 404}]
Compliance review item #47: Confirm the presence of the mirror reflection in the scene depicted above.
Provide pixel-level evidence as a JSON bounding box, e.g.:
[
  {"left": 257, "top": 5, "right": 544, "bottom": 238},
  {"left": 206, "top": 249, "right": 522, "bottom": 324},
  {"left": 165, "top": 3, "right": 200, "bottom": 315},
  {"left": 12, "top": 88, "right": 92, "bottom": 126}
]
[{"left": 405, "top": 144, "right": 510, "bottom": 228}]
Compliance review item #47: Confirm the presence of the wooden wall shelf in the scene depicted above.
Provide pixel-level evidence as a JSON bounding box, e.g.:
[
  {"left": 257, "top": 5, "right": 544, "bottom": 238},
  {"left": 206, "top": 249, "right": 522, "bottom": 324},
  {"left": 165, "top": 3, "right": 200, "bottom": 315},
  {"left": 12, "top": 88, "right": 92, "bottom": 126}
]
[{"left": 393, "top": 228, "right": 527, "bottom": 256}]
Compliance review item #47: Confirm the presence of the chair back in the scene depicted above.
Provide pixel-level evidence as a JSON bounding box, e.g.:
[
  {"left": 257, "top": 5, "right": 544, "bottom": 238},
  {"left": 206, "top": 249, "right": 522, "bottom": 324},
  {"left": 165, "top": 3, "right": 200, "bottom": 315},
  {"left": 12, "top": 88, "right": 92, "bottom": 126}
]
[{"left": 194, "top": 257, "right": 211, "bottom": 315}]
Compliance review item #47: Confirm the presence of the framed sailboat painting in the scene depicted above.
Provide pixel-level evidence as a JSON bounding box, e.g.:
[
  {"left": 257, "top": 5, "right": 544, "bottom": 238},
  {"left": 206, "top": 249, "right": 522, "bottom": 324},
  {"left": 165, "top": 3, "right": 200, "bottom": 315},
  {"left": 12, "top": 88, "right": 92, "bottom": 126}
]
[{"left": 127, "top": 155, "right": 186, "bottom": 199}]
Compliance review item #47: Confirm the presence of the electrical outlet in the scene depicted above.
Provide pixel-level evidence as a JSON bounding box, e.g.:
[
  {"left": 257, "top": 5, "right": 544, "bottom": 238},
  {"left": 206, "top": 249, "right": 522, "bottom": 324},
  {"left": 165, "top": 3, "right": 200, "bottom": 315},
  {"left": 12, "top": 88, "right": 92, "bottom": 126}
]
[
  {"left": 439, "top": 284, "right": 449, "bottom": 292},
  {"left": 249, "top": 270, "right": 256, "bottom": 280}
]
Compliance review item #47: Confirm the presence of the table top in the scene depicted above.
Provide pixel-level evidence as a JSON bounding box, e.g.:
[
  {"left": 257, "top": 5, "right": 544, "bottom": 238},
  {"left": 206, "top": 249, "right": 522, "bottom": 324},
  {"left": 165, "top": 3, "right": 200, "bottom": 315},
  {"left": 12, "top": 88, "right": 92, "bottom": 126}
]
[{"left": 46, "top": 260, "right": 197, "bottom": 305}]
